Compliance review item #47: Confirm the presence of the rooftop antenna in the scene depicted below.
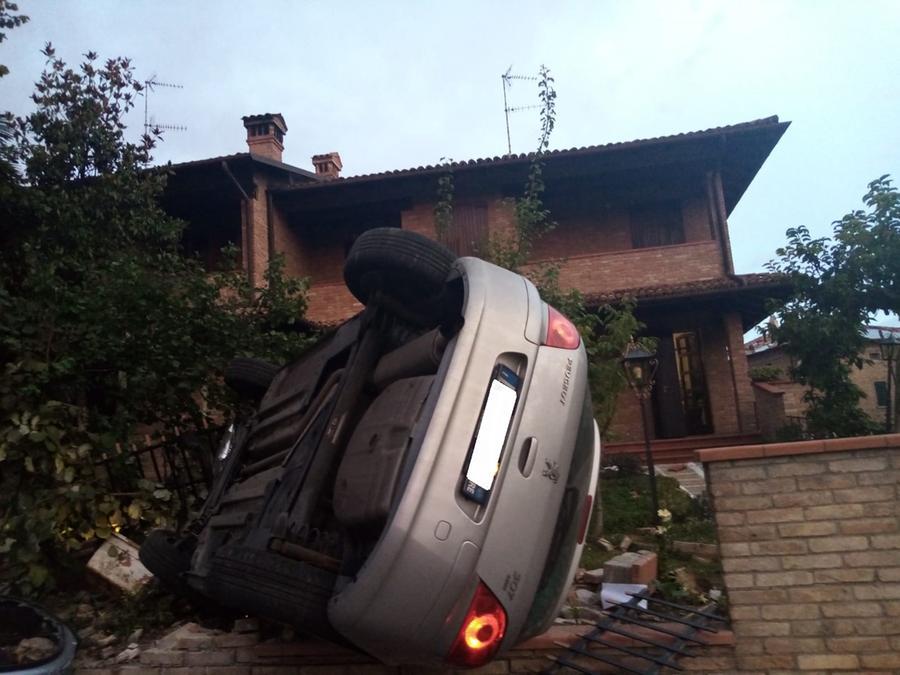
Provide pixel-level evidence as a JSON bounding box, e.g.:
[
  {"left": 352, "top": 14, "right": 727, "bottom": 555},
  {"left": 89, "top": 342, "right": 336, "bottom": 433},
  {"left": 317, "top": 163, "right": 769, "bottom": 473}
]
[
  {"left": 143, "top": 76, "right": 187, "bottom": 136},
  {"left": 501, "top": 66, "right": 539, "bottom": 156}
]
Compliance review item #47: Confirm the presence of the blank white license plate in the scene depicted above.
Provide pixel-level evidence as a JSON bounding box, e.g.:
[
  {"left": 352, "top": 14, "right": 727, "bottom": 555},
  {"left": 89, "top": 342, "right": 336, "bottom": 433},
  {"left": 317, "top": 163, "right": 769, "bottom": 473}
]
[{"left": 462, "top": 367, "right": 519, "bottom": 503}]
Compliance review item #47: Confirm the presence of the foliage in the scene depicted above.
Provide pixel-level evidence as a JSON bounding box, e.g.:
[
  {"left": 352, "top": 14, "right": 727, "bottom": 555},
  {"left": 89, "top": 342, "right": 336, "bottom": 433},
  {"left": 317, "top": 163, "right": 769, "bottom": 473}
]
[
  {"left": 0, "top": 46, "right": 313, "bottom": 595},
  {"left": 0, "top": 1, "right": 27, "bottom": 181},
  {"left": 0, "top": 0, "right": 28, "bottom": 78},
  {"left": 766, "top": 176, "right": 899, "bottom": 436},
  {"left": 433, "top": 157, "right": 454, "bottom": 241},
  {"left": 748, "top": 365, "right": 783, "bottom": 382},
  {"left": 774, "top": 420, "right": 807, "bottom": 442}
]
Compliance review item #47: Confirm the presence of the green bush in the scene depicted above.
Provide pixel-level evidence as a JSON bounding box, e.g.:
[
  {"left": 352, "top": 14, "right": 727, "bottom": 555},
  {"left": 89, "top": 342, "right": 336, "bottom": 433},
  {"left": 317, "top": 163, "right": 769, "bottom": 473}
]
[{"left": 0, "top": 46, "right": 313, "bottom": 595}]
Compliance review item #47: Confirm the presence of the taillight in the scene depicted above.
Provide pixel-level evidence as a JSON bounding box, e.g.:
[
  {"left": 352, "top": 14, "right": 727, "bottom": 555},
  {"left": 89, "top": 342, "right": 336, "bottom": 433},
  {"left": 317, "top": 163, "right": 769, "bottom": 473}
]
[
  {"left": 446, "top": 581, "right": 508, "bottom": 668},
  {"left": 544, "top": 305, "right": 580, "bottom": 349}
]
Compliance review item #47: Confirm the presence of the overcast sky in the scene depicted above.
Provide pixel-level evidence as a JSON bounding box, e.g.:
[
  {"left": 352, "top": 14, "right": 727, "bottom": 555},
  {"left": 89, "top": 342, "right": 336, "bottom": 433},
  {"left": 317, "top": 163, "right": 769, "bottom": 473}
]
[{"left": 3, "top": 1, "right": 899, "bottom": 281}]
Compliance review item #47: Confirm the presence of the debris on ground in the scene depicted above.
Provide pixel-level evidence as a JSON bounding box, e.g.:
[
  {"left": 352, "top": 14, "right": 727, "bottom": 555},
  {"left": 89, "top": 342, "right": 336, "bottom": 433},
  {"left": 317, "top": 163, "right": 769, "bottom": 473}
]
[
  {"left": 557, "top": 549, "right": 659, "bottom": 626},
  {"left": 603, "top": 550, "right": 658, "bottom": 585},
  {"left": 673, "top": 567, "right": 702, "bottom": 596},
  {"left": 86, "top": 533, "right": 154, "bottom": 593},
  {"left": 13, "top": 636, "right": 57, "bottom": 664}
]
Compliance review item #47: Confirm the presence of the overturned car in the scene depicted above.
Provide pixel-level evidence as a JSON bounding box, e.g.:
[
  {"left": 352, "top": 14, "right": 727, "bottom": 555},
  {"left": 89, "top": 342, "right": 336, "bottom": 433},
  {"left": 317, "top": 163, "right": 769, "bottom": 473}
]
[{"left": 140, "top": 228, "right": 600, "bottom": 668}]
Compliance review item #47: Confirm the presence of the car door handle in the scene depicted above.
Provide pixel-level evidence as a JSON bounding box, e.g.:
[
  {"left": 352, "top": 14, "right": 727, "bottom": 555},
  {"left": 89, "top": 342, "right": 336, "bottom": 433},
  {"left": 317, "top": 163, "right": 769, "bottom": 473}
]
[{"left": 518, "top": 437, "right": 538, "bottom": 477}]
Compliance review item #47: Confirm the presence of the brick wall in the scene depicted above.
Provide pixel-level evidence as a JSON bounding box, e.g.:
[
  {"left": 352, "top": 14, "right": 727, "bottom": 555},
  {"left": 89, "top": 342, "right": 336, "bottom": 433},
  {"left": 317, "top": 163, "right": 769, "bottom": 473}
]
[
  {"left": 753, "top": 381, "right": 809, "bottom": 441},
  {"left": 401, "top": 202, "right": 437, "bottom": 239},
  {"left": 700, "top": 434, "right": 900, "bottom": 673},
  {"left": 243, "top": 184, "right": 270, "bottom": 288},
  {"left": 851, "top": 348, "right": 893, "bottom": 426},
  {"left": 701, "top": 315, "right": 742, "bottom": 437},
  {"left": 533, "top": 196, "right": 715, "bottom": 261},
  {"left": 536, "top": 241, "right": 724, "bottom": 299},
  {"left": 723, "top": 312, "right": 757, "bottom": 433},
  {"left": 306, "top": 282, "right": 363, "bottom": 326},
  {"left": 270, "top": 202, "right": 308, "bottom": 279},
  {"left": 607, "top": 390, "right": 644, "bottom": 443},
  {"left": 271, "top": 191, "right": 730, "bottom": 329}
]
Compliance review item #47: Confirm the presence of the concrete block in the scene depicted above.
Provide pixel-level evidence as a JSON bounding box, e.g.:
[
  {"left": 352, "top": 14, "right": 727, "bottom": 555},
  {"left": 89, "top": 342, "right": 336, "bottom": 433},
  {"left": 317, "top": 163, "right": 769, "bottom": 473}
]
[{"left": 602, "top": 551, "right": 657, "bottom": 585}]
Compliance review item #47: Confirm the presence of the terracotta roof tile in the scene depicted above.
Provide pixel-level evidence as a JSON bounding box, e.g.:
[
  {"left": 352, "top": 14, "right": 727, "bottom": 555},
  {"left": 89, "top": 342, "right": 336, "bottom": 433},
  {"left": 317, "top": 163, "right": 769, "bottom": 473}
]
[
  {"left": 163, "top": 152, "right": 319, "bottom": 179},
  {"left": 584, "top": 272, "right": 790, "bottom": 305},
  {"left": 284, "top": 116, "right": 784, "bottom": 190}
]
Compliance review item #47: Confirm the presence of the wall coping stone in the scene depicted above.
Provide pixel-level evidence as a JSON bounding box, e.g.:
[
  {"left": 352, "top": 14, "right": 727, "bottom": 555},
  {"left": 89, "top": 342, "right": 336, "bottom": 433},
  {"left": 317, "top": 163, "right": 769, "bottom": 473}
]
[{"left": 697, "top": 433, "right": 900, "bottom": 463}]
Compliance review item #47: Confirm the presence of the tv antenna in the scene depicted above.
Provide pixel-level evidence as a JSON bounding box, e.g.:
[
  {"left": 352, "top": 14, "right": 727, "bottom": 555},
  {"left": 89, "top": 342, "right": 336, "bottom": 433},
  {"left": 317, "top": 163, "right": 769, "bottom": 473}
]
[
  {"left": 143, "top": 76, "right": 187, "bottom": 135},
  {"left": 501, "top": 66, "right": 539, "bottom": 155}
]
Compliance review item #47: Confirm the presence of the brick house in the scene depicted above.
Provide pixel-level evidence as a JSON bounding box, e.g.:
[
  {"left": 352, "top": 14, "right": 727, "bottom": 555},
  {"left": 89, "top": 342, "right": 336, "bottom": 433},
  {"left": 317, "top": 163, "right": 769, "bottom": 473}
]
[
  {"left": 746, "top": 325, "right": 900, "bottom": 438},
  {"left": 164, "top": 114, "right": 792, "bottom": 460}
]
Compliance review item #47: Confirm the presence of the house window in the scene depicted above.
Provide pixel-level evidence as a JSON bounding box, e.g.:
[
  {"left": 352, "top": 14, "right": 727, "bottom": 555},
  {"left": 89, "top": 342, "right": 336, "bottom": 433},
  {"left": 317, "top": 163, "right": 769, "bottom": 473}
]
[
  {"left": 629, "top": 201, "right": 685, "bottom": 249},
  {"left": 875, "top": 381, "right": 889, "bottom": 407},
  {"left": 441, "top": 203, "right": 488, "bottom": 256}
]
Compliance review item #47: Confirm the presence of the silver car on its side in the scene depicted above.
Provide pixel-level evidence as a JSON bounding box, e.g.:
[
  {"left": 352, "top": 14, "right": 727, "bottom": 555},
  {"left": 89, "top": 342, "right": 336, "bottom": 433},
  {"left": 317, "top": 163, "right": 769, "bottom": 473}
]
[{"left": 140, "top": 228, "right": 600, "bottom": 669}]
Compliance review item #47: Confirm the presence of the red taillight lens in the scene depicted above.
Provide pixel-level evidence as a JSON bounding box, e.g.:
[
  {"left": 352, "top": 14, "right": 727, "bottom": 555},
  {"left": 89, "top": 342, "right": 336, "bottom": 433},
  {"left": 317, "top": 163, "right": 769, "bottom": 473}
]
[
  {"left": 544, "top": 305, "right": 580, "bottom": 349},
  {"left": 446, "top": 581, "right": 508, "bottom": 668}
]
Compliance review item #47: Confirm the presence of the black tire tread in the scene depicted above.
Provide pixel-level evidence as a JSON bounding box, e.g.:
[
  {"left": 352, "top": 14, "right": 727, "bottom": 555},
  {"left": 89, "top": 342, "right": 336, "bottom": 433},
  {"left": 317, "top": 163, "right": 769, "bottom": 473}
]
[
  {"left": 343, "top": 227, "right": 456, "bottom": 305},
  {"left": 225, "top": 357, "right": 280, "bottom": 400},
  {"left": 139, "top": 529, "right": 193, "bottom": 594},
  {"left": 206, "top": 545, "right": 342, "bottom": 641}
]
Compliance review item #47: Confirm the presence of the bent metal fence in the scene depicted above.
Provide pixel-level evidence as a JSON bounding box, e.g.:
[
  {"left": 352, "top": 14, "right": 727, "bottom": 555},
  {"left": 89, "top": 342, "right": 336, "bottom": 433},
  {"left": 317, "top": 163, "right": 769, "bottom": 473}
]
[
  {"left": 94, "top": 425, "right": 221, "bottom": 525},
  {"left": 542, "top": 591, "right": 727, "bottom": 674}
]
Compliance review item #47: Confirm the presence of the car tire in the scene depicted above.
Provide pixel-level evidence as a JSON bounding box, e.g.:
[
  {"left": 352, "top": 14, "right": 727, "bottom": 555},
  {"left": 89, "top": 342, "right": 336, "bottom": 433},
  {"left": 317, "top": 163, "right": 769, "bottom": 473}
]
[
  {"left": 139, "top": 529, "right": 195, "bottom": 595},
  {"left": 343, "top": 227, "right": 456, "bottom": 307},
  {"left": 206, "top": 545, "right": 345, "bottom": 644},
  {"left": 225, "top": 357, "right": 279, "bottom": 401}
]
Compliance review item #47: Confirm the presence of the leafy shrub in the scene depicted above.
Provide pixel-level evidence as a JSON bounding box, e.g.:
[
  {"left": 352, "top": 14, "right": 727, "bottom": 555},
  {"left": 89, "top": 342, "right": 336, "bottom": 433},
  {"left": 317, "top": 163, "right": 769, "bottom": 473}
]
[
  {"left": 749, "top": 365, "right": 783, "bottom": 382},
  {"left": 0, "top": 46, "right": 313, "bottom": 594}
]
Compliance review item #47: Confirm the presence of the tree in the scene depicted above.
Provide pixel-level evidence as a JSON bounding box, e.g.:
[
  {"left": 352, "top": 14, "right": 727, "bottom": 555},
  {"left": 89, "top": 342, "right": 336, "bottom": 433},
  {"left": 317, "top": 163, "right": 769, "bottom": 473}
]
[
  {"left": 766, "top": 176, "right": 900, "bottom": 437},
  {"left": 0, "top": 0, "right": 29, "bottom": 78},
  {"left": 0, "top": 45, "right": 312, "bottom": 594}
]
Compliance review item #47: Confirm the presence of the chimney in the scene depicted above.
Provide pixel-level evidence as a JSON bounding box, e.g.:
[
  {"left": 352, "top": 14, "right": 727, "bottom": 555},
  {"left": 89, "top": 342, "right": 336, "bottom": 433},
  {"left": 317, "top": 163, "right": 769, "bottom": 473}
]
[
  {"left": 242, "top": 113, "right": 287, "bottom": 163},
  {"left": 312, "top": 152, "right": 342, "bottom": 180}
]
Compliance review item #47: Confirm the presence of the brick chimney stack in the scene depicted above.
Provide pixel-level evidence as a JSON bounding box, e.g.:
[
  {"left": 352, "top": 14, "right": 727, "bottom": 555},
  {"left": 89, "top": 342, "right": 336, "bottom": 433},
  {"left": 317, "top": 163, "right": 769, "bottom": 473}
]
[
  {"left": 242, "top": 113, "right": 287, "bottom": 163},
  {"left": 312, "top": 152, "right": 342, "bottom": 180}
]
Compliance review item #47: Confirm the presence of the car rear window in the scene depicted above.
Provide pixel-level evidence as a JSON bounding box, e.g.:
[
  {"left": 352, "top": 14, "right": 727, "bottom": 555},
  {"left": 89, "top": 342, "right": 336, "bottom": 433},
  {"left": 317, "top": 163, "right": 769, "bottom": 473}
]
[{"left": 519, "top": 385, "right": 596, "bottom": 639}]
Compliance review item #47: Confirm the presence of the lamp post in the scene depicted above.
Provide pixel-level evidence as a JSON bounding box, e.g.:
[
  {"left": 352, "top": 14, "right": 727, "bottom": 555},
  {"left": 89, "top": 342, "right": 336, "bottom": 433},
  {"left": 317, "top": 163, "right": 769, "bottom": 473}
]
[
  {"left": 878, "top": 330, "right": 899, "bottom": 433},
  {"left": 622, "top": 342, "right": 661, "bottom": 526}
]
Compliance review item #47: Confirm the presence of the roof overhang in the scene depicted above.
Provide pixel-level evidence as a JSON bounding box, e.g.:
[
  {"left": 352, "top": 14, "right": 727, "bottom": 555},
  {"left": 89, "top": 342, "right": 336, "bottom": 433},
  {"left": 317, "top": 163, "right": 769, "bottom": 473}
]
[
  {"left": 270, "top": 116, "right": 789, "bottom": 217},
  {"left": 585, "top": 273, "right": 794, "bottom": 331}
]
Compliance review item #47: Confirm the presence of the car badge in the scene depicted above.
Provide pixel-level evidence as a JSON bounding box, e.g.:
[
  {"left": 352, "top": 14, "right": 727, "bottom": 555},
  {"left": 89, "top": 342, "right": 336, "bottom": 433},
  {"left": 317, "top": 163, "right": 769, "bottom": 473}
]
[{"left": 542, "top": 460, "right": 560, "bottom": 484}]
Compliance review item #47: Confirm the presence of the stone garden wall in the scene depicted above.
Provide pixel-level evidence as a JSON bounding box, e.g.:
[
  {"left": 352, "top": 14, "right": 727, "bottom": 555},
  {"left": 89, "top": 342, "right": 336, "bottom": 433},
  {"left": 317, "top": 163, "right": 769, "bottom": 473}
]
[{"left": 699, "top": 433, "right": 900, "bottom": 673}]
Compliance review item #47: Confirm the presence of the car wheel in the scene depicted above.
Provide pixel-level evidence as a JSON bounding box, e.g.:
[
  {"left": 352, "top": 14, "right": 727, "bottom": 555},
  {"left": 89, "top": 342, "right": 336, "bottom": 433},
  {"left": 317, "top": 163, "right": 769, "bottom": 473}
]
[
  {"left": 343, "top": 227, "right": 456, "bottom": 307},
  {"left": 139, "top": 529, "right": 196, "bottom": 595},
  {"left": 224, "top": 357, "right": 279, "bottom": 401},
  {"left": 206, "top": 545, "right": 345, "bottom": 644}
]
